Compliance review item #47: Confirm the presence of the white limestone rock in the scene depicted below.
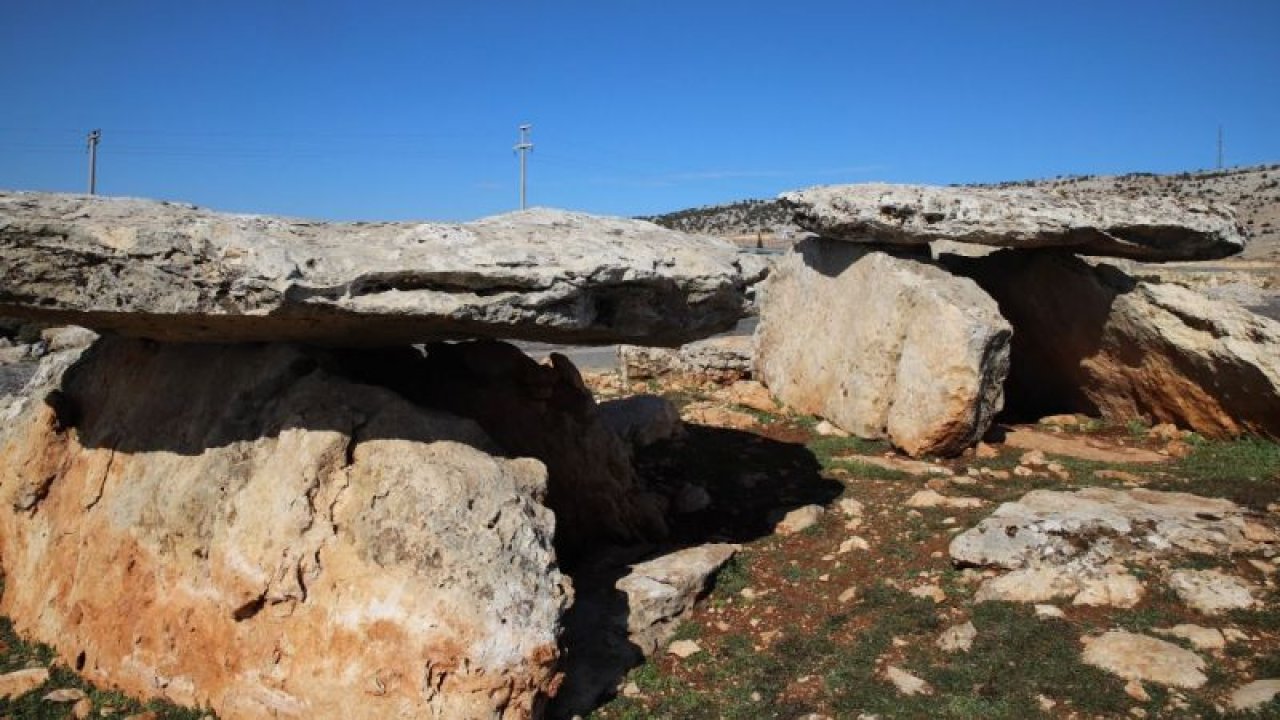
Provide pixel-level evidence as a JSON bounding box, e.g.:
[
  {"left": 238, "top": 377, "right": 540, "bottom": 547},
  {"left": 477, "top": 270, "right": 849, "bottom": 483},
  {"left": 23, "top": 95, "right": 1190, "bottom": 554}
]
[
  {"left": 0, "top": 192, "right": 754, "bottom": 347},
  {"left": 781, "top": 182, "right": 1246, "bottom": 261}
]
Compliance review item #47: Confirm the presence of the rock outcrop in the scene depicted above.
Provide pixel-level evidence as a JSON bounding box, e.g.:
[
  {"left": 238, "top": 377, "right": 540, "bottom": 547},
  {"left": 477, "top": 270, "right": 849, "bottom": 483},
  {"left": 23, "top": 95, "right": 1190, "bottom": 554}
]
[
  {"left": 0, "top": 192, "right": 753, "bottom": 347},
  {"left": 951, "top": 487, "right": 1277, "bottom": 616},
  {"left": 553, "top": 544, "right": 737, "bottom": 717},
  {"left": 781, "top": 183, "right": 1246, "bottom": 261},
  {"left": 943, "top": 250, "right": 1280, "bottom": 438},
  {"left": 1081, "top": 631, "right": 1208, "bottom": 688},
  {"left": 620, "top": 334, "right": 753, "bottom": 385},
  {"left": 755, "top": 237, "right": 1010, "bottom": 457},
  {"left": 950, "top": 488, "right": 1265, "bottom": 570},
  {"left": 0, "top": 337, "right": 568, "bottom": 719}
]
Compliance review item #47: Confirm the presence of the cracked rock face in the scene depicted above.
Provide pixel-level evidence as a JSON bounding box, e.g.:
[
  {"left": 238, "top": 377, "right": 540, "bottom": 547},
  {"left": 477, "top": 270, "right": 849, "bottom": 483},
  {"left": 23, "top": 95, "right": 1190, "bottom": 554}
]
[
  {"left": 949, "top": 488, "right": 1264, "bottom": 571},
  {"left": 754, "top": 238, "right": 1010, "bottom": 457},
  {"left": 0, "top": 337, "right": 568, "bottom": 719},
  {"left": 781, "top": 183, "right": 1246, "bottom": 262},
  {"left": 0, "top": 192, "right": 753, "bottom": 347}
]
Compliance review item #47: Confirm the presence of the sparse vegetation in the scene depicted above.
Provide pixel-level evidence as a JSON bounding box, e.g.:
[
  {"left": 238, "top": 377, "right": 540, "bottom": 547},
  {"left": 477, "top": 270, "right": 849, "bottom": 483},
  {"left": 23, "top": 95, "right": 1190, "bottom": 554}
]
[{"left": 0, "top": 614, "right": 211, "bottom": 719}]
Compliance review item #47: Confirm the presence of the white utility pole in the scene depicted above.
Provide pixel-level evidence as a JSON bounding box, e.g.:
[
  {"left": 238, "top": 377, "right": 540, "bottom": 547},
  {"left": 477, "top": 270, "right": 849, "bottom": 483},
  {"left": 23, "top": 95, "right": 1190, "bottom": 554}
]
[
  {"left": 514, "top": 123, "right": 533, "bottom": 210},
  {"left": 86, "top": 129, "right": 101, "bottom": 195},
  {"left": 1217, "top": 125, "right": 1224, "bottom": 170}
]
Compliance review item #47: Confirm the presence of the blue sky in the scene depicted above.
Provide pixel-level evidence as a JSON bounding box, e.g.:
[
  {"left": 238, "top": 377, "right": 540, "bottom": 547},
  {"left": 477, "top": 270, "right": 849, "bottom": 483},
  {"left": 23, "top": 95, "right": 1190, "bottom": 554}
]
[{"left": 2, "top": 1, "right": 1277, "bottom": 221}]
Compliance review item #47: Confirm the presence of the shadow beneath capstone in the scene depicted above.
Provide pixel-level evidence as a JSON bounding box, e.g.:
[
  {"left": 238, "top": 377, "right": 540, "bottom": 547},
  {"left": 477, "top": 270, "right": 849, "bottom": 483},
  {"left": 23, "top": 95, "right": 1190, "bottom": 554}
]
[
  {"left": 550, "top": 423, "right": 842, "bottom": 718},
  {"left": 938, "top": 249, "right": 1121, "bottom": 424}
]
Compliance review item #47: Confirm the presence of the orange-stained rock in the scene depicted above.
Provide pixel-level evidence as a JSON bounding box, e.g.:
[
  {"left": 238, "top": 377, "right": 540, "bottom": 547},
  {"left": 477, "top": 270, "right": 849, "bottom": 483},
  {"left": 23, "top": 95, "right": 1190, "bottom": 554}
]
[
  {"left": 944, "top": 250, "right": 1280, "bottom": 439},
  {"left": 0, "top": 338, "right": 569, "bottom": 720}
]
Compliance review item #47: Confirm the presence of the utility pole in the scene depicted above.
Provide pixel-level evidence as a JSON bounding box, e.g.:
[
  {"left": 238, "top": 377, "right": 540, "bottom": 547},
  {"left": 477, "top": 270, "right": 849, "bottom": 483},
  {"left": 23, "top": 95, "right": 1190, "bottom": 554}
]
[
  {"left": 86, "top": 129, "right": 101, "bottom": 195},
  {"left": 514, "top": 123, "right": 533, "bottom": 210},
  {"left": 1217, "top": 125, "right": 1224, "bottom": 170}
]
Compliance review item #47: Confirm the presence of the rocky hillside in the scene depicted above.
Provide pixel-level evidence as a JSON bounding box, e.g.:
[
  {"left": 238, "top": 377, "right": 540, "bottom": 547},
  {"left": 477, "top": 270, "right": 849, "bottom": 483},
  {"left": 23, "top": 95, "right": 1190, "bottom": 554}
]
[
  {"left": 642, "top": 199, "right": 795, "bottom": 236},
  {"left": 646, "top": 165, "right": 1280, "bottom": 260}
]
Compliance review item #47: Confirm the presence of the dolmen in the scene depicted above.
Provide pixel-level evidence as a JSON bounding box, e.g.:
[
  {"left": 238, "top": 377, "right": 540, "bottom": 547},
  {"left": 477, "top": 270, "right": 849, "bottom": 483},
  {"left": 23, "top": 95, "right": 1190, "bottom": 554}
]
[
  {"left": 757, "top": 183, "right": 1280, "bottom": 457},
  {"left": 0, "top": 192, "right": 756, "bottom": 719}
]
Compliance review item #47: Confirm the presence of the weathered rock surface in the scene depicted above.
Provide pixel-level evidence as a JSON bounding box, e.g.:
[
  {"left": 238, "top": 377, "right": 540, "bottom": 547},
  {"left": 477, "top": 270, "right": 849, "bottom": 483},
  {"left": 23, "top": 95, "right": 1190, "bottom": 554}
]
[
  {"left": 1229, "top": 678, "right": 1280, "bottom": 711},
  {"left": 1002, "top": 427, "right": 1167, "bottom": 464},
  {"left": 936, "top": 621, "right": 977, "bottom": 653},
  {"left": 1154, "top": 624, "right": 1226, "bottom": 651},
  {"left": 0, "top": 192, "right": 754, "bottom": 346},
  {"left": 1166, "top": 569, "right": 1257, "bottom": 615},
  {"left": 884, "top": 666, "right": 932, "bottom": 696},
  {"left": 598, "top": 394, "right": 683, "bottom": 450},
  {"left": 620, "top": 334, "right": 753, "bottom": 384},
  {"left": 951, "top": 488, "right": 1265, "bottom": 571},
  {"left": 773, "top": 504, "right": 824, "bottom": 534},
  {"left": 553, "top": 544, "right": 737, "bottom": 717},
  {"left": 905, "top": 490, "right": 983, "bottom": 509},
  {"left": 755, "top": 238, "right": 1010, "bottom": 457},
  {"left": 974, "top": 564, "right": 1143, "bottom": 608},
  {"left": 615, "top": 544, "right": 739, "bottom": 655},
  {"left": 0, "top": 337, "right": 569, "bottom": 719},
  {"left": 1081, "top": 631, "right": 1208, "bottom": 688},
  {"left": 0, "top": 667, "right": 49, "bottom": 700},
  {"left": 944, "top": 250, "right": 1280, "bottom": 439},
  {"left": 336, "top": 339, "right": 669, "bottom": 564},
  {"left": 781, "top": 183, "right": 1246, "bottom": 261}
]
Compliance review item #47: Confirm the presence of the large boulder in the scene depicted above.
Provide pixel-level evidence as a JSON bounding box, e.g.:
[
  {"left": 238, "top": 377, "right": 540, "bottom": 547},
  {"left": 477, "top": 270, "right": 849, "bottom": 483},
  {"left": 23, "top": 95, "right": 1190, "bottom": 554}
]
[
  {"left": 943, "top": 250, "right": 1280, "bottom": 439},
  {"left": 781, "top": 183, "right": 1246, "bottom": 261},
  {"left": 334, "top": 340, "right": 669, "bottom": 565},
  {"left": 755, "top": 237, "right": 1010, "bottom": 457},
  {"left": 0, "top": 192, "right": 753, "bottom": 347},
  {"left": 0, "top": 337, "right": 569, "bottom": 719}
]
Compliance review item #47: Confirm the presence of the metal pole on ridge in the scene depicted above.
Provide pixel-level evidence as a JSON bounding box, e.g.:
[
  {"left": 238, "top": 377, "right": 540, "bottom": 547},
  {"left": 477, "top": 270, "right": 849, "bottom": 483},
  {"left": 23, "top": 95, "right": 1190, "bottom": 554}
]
[
  {"left": 514, "top": 124, "right": 533, "bottom": 210},
  {"left": 86, "top": 129, "right": 101, "bottom": 195}
]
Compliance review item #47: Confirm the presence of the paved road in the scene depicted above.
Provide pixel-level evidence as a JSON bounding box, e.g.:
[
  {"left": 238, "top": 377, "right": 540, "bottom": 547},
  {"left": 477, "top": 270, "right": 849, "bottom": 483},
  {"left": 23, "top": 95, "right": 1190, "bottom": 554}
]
[{"left": 515, "top": 317, "right": 759, "bottom": 371}]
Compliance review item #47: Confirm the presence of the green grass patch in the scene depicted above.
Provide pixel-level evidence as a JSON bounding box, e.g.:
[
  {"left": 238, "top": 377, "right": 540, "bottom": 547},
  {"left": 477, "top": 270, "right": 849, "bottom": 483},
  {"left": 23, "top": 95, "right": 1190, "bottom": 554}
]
[
  {"left": 710, "top": 554, "right": 750, "bottom": 600},
  {"left": 806, "top": 434, "right": 893, "bottom": 469},
  {"left": 1150, "top": 436, "right": 1280, "bottom": 509},
  {"left": 924, "top": 602, "right": 1129, "bottom": 718},
  {"left": 829, "top": 458, "right": 912, "bottom": 482},
  {"left": 659, "top": 388, "right": 704, "bottom": 412}
]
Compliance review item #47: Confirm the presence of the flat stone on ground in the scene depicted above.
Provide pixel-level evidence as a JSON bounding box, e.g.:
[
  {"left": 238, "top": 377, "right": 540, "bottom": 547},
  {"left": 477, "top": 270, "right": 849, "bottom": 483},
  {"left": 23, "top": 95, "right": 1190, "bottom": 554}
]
[
  {"left": 1002, "top": 427, "right": 1167, "bottom": 464},
  {"left": 950, "top": 488, "right": 1259, "bottom": 570},
  {"left": 884, "top": 666, "right": 933, "bottom": 696},
  {"left": 1155, "top": 624, "right": 1227, "bottom": 651},
  {"left": 0, "top": 668, "right": 49, "bottom": 700},
  {"left": 1081, "top": 631, "right": 1208, "bottom": 688},
  {"left": 1229, "top": 679, "right": 1280, "bottom": 711},
  {"left": 1167, "top": 569, "right": 1257, "bottom": 615},
  {"left": 773, "top": 504, "right": 824, "bottom": 534}
]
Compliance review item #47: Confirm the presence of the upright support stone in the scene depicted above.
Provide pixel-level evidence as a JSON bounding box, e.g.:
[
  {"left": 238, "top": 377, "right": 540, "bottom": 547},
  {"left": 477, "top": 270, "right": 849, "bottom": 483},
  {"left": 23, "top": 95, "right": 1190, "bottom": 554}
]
[{"left": 755, "top": 237, "right": 1010, "bottom": 457}]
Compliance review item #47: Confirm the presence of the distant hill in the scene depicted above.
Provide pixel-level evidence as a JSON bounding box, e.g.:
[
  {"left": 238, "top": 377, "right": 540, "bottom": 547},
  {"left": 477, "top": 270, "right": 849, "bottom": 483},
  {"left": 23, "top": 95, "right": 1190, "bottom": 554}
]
[
  {"left": 640, "top": 199, "right": 796, "bottom": 238},
  {"left": 644, "top": 164, "right": 1280, "bottom": 260}
]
